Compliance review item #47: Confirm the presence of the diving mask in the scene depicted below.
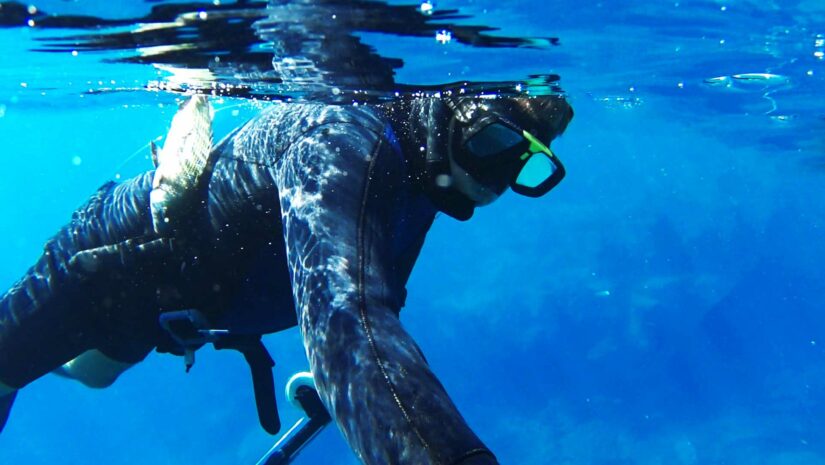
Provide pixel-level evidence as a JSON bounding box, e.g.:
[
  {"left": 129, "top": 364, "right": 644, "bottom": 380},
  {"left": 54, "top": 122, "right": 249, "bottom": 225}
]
[{"left": 450, "top": 113, "right": 565, "bottom": 198}]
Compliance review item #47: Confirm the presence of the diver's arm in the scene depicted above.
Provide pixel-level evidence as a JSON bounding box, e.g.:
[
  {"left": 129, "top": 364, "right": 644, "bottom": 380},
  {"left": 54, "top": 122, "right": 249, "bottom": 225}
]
[
  {"left": 276, "top": 122, "right": 497, "bottom": 465},
  {"left": 0, "top": 173, "right": 159, "bottom": 392}
]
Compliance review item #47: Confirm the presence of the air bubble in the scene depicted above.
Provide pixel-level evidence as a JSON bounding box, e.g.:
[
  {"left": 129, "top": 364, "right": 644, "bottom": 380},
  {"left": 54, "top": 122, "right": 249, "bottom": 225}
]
[{"left": 436, "top": 30, "right": 452, "bottom": 44}]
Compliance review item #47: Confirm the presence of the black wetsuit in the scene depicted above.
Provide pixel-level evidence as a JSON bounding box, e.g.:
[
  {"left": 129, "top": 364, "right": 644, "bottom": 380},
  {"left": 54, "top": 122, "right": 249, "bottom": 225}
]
[{"left": 0, "top": 102, "right": 497, "bottom": 465}]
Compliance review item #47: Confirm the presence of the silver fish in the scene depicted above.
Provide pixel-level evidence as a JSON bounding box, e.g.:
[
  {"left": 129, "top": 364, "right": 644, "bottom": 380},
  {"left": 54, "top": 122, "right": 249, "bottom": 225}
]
[
  {"left": 703, "top": 73, "right": 789, "bottom": 90},
  {"left": 731, "top": 73, "right": 789, "bottom": 86},
  {"left": 150, "top": 94, "right": 214, "bottom": 235}
]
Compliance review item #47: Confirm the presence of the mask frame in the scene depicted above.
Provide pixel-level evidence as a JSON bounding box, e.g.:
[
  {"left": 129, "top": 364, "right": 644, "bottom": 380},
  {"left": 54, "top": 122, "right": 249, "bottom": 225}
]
[{"left": 450, "top": 112, "right": 566, "bottom": 198}]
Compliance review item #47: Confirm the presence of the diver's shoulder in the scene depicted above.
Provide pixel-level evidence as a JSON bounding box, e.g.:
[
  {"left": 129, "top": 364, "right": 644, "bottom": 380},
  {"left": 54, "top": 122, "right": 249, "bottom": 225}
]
[
  {"left": 312, "top": 104, "right": 386, "bottom": 132},
  {"left": 226, "top": 102, "right": 389, "bottom": 163},
  {"left": 257, "top": 102, "right": 386, "bottom": 134}
]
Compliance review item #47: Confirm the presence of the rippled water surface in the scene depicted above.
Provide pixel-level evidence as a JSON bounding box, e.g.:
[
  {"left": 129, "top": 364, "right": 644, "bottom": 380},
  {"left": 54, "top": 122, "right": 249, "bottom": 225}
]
[{"left": 0, "top": 1, "right": 824, "bottom": 464}]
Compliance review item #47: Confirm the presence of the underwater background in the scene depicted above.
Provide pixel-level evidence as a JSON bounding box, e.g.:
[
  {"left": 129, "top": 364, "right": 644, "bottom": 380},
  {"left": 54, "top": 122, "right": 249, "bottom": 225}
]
[{"left": 1, "top": 0, "right": 824, "bottom": 464}]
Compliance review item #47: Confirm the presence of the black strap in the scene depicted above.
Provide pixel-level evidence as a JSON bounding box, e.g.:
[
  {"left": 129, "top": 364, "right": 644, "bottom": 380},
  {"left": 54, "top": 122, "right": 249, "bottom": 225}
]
[
  {"left": 214, "top": 337, "right": 281, "bottom": 435},
  {"left": 158, "top": 310, "right": 282, "bottom": 435},
  {"left": 239, "top": 340, "right": 281, "bottom": 435}
]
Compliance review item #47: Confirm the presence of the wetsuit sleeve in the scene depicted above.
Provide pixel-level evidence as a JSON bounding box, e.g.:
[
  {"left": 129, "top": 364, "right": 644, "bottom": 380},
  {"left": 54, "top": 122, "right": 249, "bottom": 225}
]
[
  {"left": 0, "top": 174, "right": 161, "bottom": 389},
  {"left": 275, "top": 122, "right": 497, "bottom": 465}
]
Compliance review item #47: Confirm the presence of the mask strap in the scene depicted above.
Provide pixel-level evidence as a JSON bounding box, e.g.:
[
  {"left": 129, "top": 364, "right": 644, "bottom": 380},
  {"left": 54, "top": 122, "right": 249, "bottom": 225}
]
[
  {"left": 444, "top": 98, "right": 459, "bottom": 112},
  {"left": 443, "top": 98, "right": 473, "bottom": 123}
]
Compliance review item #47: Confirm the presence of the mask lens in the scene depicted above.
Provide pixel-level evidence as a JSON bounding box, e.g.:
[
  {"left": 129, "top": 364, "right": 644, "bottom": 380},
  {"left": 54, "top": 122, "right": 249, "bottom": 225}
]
[
  {"left": 465, "top": 123, "right": 524, "bottom": 158},
  {"left": 515, "top": 153, "right": 557, "bottom": 188},
  {"left": 510, "top": 131, "right": 566, "bottom": 197}
]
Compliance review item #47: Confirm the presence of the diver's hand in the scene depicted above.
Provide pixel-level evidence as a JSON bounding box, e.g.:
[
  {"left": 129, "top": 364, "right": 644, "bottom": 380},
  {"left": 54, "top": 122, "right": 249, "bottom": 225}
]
[{"left": 51, "top": 350, "right": 135, "bottom": 388}]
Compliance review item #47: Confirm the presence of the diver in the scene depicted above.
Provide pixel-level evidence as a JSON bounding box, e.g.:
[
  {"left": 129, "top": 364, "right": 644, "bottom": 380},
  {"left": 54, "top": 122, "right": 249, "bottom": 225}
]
[{"left": 0, "top": 92, "right": 573, "bottom": 465}]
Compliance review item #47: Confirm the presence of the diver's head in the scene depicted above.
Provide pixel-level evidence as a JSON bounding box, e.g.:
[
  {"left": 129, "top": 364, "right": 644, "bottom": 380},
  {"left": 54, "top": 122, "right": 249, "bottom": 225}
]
[{"left": 422, "top": 94, "right": 573, "bottom": 219}]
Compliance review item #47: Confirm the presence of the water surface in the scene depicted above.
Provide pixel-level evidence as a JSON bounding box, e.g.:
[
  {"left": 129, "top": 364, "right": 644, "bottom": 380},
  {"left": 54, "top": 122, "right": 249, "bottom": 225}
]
[{"left": 0, "top": 1, "right": 823, "bottom": 464}]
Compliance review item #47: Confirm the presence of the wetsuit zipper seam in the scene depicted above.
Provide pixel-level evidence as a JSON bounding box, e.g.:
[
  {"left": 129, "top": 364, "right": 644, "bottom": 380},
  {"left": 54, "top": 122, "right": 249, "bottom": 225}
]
[{"left": 356, "top": 138, "right": 436, "bottom": 463}]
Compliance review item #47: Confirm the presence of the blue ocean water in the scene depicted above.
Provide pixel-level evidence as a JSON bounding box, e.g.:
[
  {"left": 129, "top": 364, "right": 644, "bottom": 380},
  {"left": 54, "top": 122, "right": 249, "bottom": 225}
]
[{"left": 0, "top": 1, "right": 824, "bottom": 464}]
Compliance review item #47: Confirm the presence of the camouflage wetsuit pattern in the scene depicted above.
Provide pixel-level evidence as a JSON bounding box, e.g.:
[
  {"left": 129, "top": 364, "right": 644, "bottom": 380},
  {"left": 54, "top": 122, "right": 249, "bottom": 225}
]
[{"left": 0, "top": 103, "right": 497, "bottom": 465}]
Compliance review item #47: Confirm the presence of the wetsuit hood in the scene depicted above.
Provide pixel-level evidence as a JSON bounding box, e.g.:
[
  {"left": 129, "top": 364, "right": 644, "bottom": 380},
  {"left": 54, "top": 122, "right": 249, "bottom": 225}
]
[
  {"left": 382, "top": 98, "right": 477, "bottom": 220},
  {"left": 382, "top": 95, "right": 574, "bottom": 221}
]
